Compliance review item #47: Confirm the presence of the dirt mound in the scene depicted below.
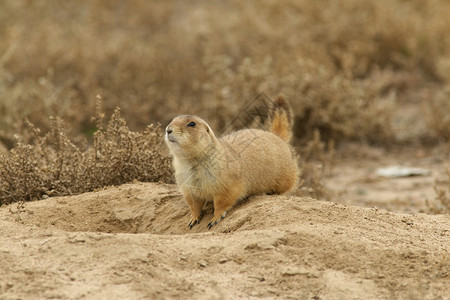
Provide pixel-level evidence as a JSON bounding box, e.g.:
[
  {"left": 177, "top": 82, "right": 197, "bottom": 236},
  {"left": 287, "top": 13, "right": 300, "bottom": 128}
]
[{"left": 1, "top": 182, "right": 449, "bottom": 299}]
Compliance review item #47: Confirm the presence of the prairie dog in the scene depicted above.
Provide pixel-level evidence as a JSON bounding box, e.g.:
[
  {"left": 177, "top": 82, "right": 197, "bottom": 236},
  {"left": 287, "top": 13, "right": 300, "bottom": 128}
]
[{"left": 165, "top": 96, "right": 299, "bottom": 229}]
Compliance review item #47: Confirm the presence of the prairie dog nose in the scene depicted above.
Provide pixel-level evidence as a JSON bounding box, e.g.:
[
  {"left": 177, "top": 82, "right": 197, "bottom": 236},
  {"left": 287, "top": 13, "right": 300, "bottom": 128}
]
[{"left": 166, "top": 127, "right": 173, "bottom": 134}]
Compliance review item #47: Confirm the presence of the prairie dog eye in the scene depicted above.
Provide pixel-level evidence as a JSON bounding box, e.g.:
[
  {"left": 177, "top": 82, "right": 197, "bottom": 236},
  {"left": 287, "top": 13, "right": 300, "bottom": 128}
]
[{"left": 187, "top": 121, "right": 196, "bottom": 127}]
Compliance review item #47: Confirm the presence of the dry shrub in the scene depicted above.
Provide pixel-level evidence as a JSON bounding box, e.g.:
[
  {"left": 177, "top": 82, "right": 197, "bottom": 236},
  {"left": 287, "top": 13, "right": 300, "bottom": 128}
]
[
  {"left": 427, "top": 86, "right": 450, "bottom": 142},
  {"left": 197, "top": 56, "right": 396, "bottom": 143},
  {"left": 0, "top": 101, "right": 172, "bottom": 205},
  {"left": 289, "top": 60, "right": 395, "bottom": 143},
  {"left": 1, "top": 0, "right": 450, "bottom": 148},
  {"left": 428, "top": 167, "right": 450, "bottom": 214},
  {"left": 295, "top": 130, "right": 336, "bottom": 200}
]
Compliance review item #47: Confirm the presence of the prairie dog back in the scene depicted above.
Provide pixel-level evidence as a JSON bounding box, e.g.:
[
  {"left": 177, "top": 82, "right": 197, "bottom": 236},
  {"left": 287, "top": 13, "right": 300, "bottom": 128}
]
[{"left": 221, "top": 128, "right": 297, "bottom": 196}]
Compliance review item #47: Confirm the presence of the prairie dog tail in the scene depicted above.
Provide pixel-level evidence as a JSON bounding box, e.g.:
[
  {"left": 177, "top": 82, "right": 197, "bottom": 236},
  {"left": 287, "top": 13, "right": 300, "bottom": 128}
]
[{"left": 269, "top": 95, "right": 294, "bottom": 143}]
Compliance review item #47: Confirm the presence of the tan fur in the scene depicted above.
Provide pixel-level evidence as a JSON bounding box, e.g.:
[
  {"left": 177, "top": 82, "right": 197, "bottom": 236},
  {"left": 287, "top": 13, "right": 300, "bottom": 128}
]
[
  {"left": 270, "top": 95, "right": 293, "bottom": 143},
  {"left": 165, "top": 97, "right": 299, "bottom": 229}
]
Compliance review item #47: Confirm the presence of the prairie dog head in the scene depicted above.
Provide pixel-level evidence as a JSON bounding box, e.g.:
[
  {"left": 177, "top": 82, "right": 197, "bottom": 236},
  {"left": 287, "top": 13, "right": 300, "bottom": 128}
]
[{"left": 165, "top": 115, "right": 217, "bottom": 160}]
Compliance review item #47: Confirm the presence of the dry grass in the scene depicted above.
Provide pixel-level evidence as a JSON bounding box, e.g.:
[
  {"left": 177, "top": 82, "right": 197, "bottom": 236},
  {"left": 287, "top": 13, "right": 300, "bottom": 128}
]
[
  {"left": 1, "top": 0, "right": 450, "bottom": 145},
  {"left": 1, "top": 0, "right": 450, "bottom": 205},
  {"left": 427, "top": 87, "right": 450, "bottom": 142},
  {"left": 295, "top": 130, "right": 336, "bottom": 200},
  {"left": 428, "top": 167, "right": 450, "bottom": 214},
  {"left": 0, "top": 100, "right": 172, "bottom": 205}
]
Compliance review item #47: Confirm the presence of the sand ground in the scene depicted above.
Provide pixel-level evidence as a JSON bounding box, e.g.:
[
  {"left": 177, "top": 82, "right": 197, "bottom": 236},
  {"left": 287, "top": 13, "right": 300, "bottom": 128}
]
[{"left": 1, "top": 168, "right": 449, "bottom": 299}]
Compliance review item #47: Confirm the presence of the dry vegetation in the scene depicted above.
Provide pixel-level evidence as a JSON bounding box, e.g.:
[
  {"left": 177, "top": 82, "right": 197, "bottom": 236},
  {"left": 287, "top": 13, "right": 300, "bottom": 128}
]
[
  {"left": 1, "top": 0, "right": 450, "bottom": 205},
  {"left": 0, "top": 99, "right": 172, "bottom": 205},
  {"left": 429, "top": 166, "right": 450, "bottom": 214}
]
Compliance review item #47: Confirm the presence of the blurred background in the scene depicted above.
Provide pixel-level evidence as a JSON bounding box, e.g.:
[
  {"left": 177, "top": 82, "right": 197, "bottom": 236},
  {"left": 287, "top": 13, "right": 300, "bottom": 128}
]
[{"left": 1, "top": 0, "right": 450, "bottom": 147}]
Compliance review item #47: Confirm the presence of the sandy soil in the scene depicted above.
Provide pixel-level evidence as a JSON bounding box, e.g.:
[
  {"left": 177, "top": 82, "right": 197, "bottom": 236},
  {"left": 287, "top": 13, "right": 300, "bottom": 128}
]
[
  {"left": 1, "top": 179, "right": 449, "bottom": 299},
  {"left": 326, "top": 145, "right": 450, "bottom": 214}
]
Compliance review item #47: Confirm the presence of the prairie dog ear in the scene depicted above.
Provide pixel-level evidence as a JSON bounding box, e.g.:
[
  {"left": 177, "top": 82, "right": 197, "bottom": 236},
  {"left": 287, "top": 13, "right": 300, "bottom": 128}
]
[{"left": 205, "top": 123, "right": 213, "bottom": 134}]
